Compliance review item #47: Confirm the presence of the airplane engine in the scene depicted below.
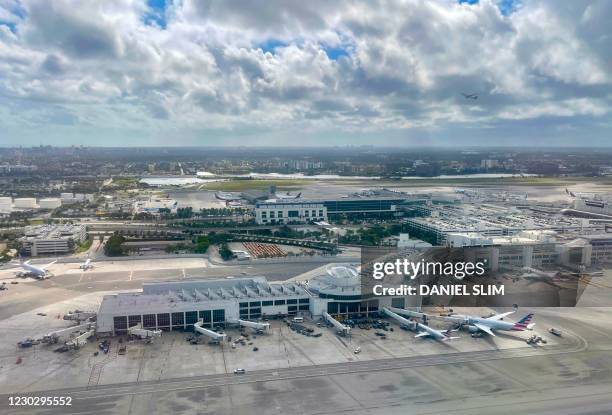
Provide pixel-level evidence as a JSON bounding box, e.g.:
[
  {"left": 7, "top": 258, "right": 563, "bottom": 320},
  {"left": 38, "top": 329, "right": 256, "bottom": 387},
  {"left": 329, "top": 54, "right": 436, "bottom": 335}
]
[{"left": 467, "top": 325, "right": 480, "bottom": 333}]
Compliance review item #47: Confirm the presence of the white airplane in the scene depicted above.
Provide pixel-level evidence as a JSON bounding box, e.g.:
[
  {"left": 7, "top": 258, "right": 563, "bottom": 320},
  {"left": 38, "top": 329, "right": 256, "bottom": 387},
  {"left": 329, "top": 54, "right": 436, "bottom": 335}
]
[
  {"left": 415, "top": 322, "right": 460, "bottom": 342},
  {"left": 79, "top": 255, "right": 94, "bottom": 270},
  {"left": 15, "top": 257, "right": 57, "bottom": 279},
  {"left": 274, "top": 192, "right": 301, "bottom": 200},
  {"left": 442, "top": 311, "right": 535, "bottom": 337}
]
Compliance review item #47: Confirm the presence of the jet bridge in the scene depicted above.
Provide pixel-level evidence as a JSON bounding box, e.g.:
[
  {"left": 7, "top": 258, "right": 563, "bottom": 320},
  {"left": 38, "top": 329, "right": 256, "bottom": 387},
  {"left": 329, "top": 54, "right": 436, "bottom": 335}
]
[
  {"left": 194, "top": 319, "right": 227, "bottom": 343},
  {"left": 128, "top": 324, "right": 162, "bottom": 339},
  {"left": 322, "top": 312, "right": 351, "bottom": 336},
  {"left": 63, "top": 311, "right": 96, "bottom": 322},
  {"left": 42, "top": 322, "right": 93, "bottom": 344},
  {"left": 382, "top": 308, "right": 418, "bottom": 330},
  {"left": 387, "top": 307, "right": 427, "bottom": 320},
  {"left": 65, "top": 328, "right": 95, "bottom": 348},
  {"left": 230, "top": 319, "right": 270, "bottom": 332}
]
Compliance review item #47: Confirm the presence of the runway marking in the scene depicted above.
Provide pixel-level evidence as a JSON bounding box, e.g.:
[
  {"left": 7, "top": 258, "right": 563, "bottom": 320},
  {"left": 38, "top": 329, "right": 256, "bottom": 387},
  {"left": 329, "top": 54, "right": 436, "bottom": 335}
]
[
  {"left": 129, "top": 271, "right": 133, "bottom": 281},
  {"left": 182, "top": 269, "right": 186, "bottom": 279},
  {"left": 78, "top": 272, "right": 85, "bottom": 283}
]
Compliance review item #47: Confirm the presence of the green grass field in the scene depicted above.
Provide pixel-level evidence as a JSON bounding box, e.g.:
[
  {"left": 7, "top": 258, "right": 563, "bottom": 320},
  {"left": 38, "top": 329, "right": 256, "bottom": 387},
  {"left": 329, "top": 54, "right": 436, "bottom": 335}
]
[{"left": 202, "top": 179, "right": 308, "bottom": 191}]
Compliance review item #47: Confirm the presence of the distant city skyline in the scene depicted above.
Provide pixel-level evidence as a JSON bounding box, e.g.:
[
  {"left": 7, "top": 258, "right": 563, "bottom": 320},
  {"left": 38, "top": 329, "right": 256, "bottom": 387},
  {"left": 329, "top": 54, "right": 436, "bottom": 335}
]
[{"left": 0, "top": 0, "right": 610, "bottom": 146}]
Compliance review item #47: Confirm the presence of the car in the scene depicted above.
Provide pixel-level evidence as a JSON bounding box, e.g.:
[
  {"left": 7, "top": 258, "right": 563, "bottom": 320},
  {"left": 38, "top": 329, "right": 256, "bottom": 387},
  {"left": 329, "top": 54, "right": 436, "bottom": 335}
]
[
  {"left": 354, "top": 347, "right": 361, "bottom": 354},
  {"left": 234, "top": 368, "right": 246, "bottom": 374}
]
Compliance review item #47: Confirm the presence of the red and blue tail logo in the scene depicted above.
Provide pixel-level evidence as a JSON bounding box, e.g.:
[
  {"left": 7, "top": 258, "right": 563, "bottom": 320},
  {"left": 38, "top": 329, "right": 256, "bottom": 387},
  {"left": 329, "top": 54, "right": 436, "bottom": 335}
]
[{"left": 513, "top": 313, "right": 534, "bottom": 330}]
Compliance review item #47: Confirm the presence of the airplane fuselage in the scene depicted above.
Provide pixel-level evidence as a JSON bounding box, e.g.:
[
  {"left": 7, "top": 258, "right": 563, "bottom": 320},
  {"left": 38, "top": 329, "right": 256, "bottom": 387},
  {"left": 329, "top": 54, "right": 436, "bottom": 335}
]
[{"left": 466, "top": 316, "right": 529, "bottom": 332}]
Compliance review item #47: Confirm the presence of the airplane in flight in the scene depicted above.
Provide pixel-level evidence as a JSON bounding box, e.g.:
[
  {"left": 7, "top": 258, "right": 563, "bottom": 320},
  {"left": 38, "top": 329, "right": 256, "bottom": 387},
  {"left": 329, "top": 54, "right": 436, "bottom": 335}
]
[
  {"left": 461, "top": 92, "right": 478, "bottom": 99},
  {"left": 414, "top": 322, "right": 460, "bottom": 342},
  {"left": 79, "top": 255, "right": 94, "bottom": 270},
  {"left": 15, "top": 257, "right": 57, "bottom": 279},
  {"left": 443, "top": 311, "right": 535, "bottom": 337}
]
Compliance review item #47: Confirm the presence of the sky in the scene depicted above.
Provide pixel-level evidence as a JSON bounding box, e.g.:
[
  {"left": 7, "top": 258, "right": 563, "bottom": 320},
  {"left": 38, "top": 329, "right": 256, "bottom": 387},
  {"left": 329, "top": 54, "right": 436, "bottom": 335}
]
[{"left": 0, "top": 0, "right": 611, "bottom": 147}]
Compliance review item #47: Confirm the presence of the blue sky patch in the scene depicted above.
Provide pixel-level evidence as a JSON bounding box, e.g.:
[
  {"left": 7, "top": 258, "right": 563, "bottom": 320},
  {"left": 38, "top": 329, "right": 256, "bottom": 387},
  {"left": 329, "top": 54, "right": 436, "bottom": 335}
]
[
  {"left": 257, "top": 39, "right": 289, "bottom": 54},
  {"left": 322, "top": 45, "right": 350, "bottom": 60},
  {"left": 458, "top": 0, "right": 521, "bottom": 15},
  {"left": 143, "top": 0, "right": 168, "bottom": 29}
]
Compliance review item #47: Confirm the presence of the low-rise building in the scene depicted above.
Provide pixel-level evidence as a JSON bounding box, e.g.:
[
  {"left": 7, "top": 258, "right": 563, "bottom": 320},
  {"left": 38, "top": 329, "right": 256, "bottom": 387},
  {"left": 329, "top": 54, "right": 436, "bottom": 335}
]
[
  {"left": 254, "top": 200, "right": 327, "bottom": 224},
  {"left": 20, "top": 224, "right": 86, "bottom": 256},
  {"left": 96, "top": 266, "right": 416, "bottom": 335}
]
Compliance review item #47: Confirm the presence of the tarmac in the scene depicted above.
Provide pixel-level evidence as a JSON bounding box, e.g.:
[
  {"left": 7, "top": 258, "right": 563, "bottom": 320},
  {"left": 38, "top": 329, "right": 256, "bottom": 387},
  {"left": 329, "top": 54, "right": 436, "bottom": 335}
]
[{"left": 0, "top": 257, "right": 612, "bottom": 414}]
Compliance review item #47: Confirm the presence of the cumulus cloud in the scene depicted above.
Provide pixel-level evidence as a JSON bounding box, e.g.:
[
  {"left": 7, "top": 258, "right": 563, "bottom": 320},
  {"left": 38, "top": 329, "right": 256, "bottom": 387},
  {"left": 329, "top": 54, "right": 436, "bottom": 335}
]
[{"left": 0, "top": 0, "right": 610, "bottom": 145}]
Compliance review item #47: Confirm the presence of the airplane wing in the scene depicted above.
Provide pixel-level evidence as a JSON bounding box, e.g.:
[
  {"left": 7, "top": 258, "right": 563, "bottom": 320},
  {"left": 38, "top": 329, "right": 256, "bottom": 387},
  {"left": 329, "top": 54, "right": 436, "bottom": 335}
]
[
  {"left": 485, "top": 311, "right": 515, "bottom": 321},
  {"left": 415, "top": 332, "right": 429, "bottom": 338},
  {"left": 474, "top": 323, "right": 495, "bottom": 336},
  {"left": 41, "top": 260, "right": 58, "bottom": 270}
]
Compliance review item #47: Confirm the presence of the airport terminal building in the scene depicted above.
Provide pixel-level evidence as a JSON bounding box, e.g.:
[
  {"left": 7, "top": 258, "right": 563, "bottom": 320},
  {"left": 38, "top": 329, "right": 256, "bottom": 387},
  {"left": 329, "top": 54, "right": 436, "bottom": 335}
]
[
  {"left": 96, "top": 266, "right": 413, "bottom": 335},
  {"left": 254, "top": 196, "right": 427, "bottom": 224}
]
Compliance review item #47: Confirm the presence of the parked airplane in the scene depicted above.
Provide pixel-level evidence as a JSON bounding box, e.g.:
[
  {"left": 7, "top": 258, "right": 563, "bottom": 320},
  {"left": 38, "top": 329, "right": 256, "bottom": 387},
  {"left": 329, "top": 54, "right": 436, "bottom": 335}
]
[
  {"left": 414, "top": 322, "right": 460, "bottom": 342},
  {"left": 80, "top": 255, "right": 93, "bottom": 270},
  {"left": 15, "top": 257, "right": 57, "bottom": 279},
  {"left": 444, "top": 311, "right": 535, "bottom": 336},
  {"left": 274, "top": 192, "right": 302, "bottom": 199}
]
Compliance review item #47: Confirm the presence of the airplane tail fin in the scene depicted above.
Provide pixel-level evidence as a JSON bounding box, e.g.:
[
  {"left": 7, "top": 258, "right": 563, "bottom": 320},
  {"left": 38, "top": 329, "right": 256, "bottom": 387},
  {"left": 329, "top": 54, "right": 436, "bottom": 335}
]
[
  {"left": 296, "top": 193, "right": 301, "bottom": 198},
  {"left": 514, "top": 313, "right": 534, "bottom": 329},
  {"left": 518, "top": 313, "right": 534, "bottom": 325}
]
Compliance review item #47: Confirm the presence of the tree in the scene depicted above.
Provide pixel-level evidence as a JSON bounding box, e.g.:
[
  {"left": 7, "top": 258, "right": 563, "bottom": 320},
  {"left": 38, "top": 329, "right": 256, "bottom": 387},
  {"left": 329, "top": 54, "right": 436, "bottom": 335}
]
[
  {"left": 104, "top": 234, "right": 126, "bottom": 257},
  {"left": 219, "top": 243, "right": 234, "bottom": 261},
  {"left": 193, "top": 236, "right": 210, "bottom": 253}
]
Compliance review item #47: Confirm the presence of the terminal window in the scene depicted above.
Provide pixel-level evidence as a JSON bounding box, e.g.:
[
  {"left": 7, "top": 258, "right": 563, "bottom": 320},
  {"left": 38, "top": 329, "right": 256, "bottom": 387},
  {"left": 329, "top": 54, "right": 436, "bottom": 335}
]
[
  {"left": 157, "top": 313, "right": 170, "bottom": 328},
  {"left": 128, "top": 315, "right": 142, "bottom": 327},
  {"left": 185, "top": 311, "right": 198, "bottom": 325},
  {"left": 212, "top": 309, "right": 225, "bottom": 322},
  {"left": 200, "top": 310, "right": 212, "bottom": 323},
  {"left": 113, "top": 316, "right": 127, "bottom": 333},
  {"left": 171, "top": 312, "right": 184, "bottom": 327},
  {"left": 143, "top": 314, "right": 156, "bottom": 328}
]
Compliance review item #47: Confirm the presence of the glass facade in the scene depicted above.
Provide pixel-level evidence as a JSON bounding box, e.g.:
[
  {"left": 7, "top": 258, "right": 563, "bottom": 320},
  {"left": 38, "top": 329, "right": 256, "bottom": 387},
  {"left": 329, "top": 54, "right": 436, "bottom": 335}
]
[
  {"left": 113, "top": 316, "right": 127, "bottom": 334},
  {"left": 185, "top": 311, "right": 198, "bottom": 325},
  {"left": 171, "top": 312, "right": 184, "bottom": 327},
  {"left": 157, "top": 313, "right": 170, "bottom": 328},
  {"left": 128, "top": 315, "right": 141, "bottom": 328},
  {"left": 143, "top": 314, "right": 156, "bottom": 328}
]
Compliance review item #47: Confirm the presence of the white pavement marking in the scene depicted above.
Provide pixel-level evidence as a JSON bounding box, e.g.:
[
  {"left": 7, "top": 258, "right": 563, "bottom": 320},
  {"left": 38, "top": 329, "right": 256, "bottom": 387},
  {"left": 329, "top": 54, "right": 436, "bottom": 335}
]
[
  {"left": 129, "top": 271, "right": 133, "bottom": 281},
  {"left": 78, "top": 272, "right": 85, "bottom": 283},
  {"left": 182, "top": 269, "right": 186, "bottom": 279}
]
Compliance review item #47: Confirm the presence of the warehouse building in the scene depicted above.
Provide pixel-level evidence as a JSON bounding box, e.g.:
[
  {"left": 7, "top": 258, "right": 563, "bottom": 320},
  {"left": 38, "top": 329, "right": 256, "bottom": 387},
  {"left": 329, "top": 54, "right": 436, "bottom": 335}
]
[
  {"left": 96, "top": 266, "right": 415, "bottom": 335},
  {"left": 20, "top": 224, "right": 86, "bottom": 256}
]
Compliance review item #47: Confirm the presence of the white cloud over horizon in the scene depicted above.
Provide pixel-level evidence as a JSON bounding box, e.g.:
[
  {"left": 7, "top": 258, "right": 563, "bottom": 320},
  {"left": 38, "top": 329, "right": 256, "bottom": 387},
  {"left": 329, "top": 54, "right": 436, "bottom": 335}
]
[{"left": 0, "top": 0, "right": 610, "bottom": 146}]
